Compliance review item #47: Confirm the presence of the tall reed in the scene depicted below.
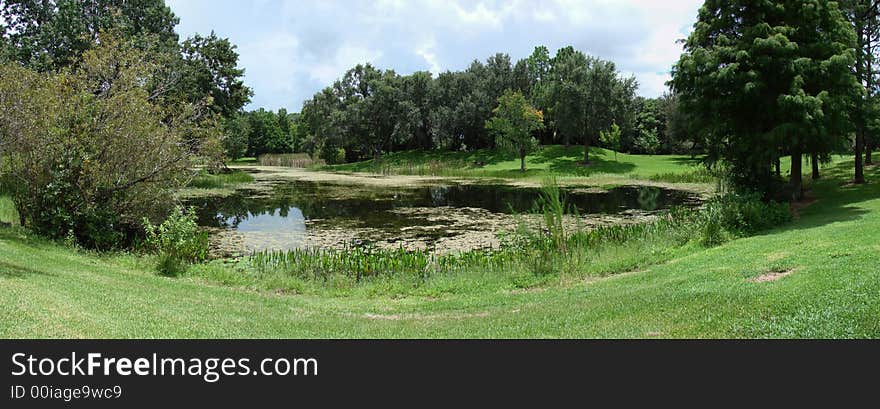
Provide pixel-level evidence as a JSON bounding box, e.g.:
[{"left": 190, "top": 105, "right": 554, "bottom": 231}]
[{"left": 258, "top": 153, "right": 325, "bottom": 168}]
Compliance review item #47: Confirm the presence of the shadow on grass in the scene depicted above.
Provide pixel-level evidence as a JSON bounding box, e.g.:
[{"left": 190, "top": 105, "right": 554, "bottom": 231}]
[
  {"left": 530, "top": 146, "right": 636, "bottom": 176},
  {"left": 669, "top": 156, "right": 704, "bottom": 167},
  {"left": 775, "top": 160, "right": 879, "bottom": 231},
  {"left": 0, "top": 260, "right": 54, "bottom": 278}
]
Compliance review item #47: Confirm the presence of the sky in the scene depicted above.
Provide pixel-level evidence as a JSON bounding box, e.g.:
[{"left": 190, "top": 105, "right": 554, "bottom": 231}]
[{"left": 166, "top": 0, "right": 704, "bottom": 112}]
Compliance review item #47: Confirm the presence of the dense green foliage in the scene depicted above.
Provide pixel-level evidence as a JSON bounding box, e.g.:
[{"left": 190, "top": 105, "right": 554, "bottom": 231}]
[
  {"left": 290, "top": 47, "right": 646, "bottom": 164},
  {"left": 0, "top": 0, "right": 250, "bottom": 117},
  {"left": 672, "top": 0, "right": 861, "bottom": 199},
  {"left": 840, "top": 0, "right": 880, "bottom": 182},
  {"left": 0, "top": 37, "right": 214, "bottom": 249},
  {"left": 485, "top": 91, "right": 545, "bottom": 172},
  {"left": 0, "top": 0, "right": 180, "bottom": 70},
  {"left": 228, "top": 108, "right": 300, "bottom": 158},
  {"left": 179, "top": 31, "right": 253, "bottom": 118},
  {"left": 142, "top": 206, "right": 209, "bottom": 276},
  {"left": 0, "top": 1, "right": 252, "bottom": 249}
]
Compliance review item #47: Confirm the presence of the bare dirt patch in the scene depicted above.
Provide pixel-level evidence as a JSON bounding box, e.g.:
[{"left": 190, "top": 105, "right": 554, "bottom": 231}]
[
  {"left": 749, "top": 268, "right": 796, "bottom": 283},
  {"left": 232, "top": 165, "right": 447, "bottom": 188},
  {"left": 362, "top": 311, "right": 490, "bottom": 321}
]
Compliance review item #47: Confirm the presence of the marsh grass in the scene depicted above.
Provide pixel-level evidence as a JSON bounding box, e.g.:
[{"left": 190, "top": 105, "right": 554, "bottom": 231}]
[
  {"left": 247, "top": 245, "right": 513, "bottom": 282},
  {"left": 258, "top": 153, "right": 325, "bottom": 168},
  {"left": 647, "top": 167, "right": 718, "bottom": 183}
]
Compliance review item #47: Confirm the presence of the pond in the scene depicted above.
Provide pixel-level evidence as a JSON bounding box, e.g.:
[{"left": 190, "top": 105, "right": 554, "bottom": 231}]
[{"left": 187, "top": 177, "right": 701, "bottom": 255}]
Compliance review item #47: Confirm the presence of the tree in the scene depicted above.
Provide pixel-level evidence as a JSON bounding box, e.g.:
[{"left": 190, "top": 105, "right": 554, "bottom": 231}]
[
  {"left": 401, "top": 71, "right": 434, "bottom": 150},
  {"left": 246, "top": 109, "right": 289, "bottom": 156},
  {"left": 299, "top": 86, "right": 345, "bottom": 162},
  {"left": 672, "top": 0, "right": 860, "bottom": 200},
  {"left": 659, "top": 93, "right": 696, "bottom": 154},
  {"left": 0, "top": 0, "right": 179, "bottom": 71},
  {"left": 332, "top": 64, "right": 417, "bottom": 160},
  {"left": 221, "top": 114, "right": 250, "bottom": 161},
  {"left": 485, "top": 90, "right": 544, "bottom": 172},
  {"left": 0, "top": 35, "right": 213, "bottom": 248},
  {"left": 430, "top": 69, "right": 481, "bottom": 150},
  {"left": 629, "top": 97, "right": 666, "bottom": 154},
  {"left": 547, "top": 47, "right": 589, "bottom": 148},
  {"left": 583, "top": 59, "right": 637, "bottom": 164},
  {"left": 179, "top": 32, "right": 252, "bottom": 118},
  {"left": 547, "top": 48, "right": 636, "bottom": 163},
  {"left": 840, "top": 0, "right": 880, "bottom": 182},
  {"left": 600, "top": 123, "right": 622, "bottom": 160}
]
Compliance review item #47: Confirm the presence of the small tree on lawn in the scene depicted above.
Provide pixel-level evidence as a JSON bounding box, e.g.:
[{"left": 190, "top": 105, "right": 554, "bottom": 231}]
[
  {"left": 600, "top": 122, "right": 622, "bottom": 161},
  {"left": 485, "top": 90, "right": 545, "bottom": 172}
]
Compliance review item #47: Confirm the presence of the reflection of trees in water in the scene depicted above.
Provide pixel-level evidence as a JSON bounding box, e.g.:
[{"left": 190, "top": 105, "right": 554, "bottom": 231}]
[
  {"left": 429, "top": 186, "right": 449, "bottom": 206},
  {"left": 188, "top": 182, "right": 398, "bottom": 228},
  {"left": 186, "top": 180, "right": 697, "bottom": 230},
  {"left": 637, "top": 187, "right": 661, "bottom": 211},
  {"left": 188, "top": 191, "right": 308, "bottom": 228}
]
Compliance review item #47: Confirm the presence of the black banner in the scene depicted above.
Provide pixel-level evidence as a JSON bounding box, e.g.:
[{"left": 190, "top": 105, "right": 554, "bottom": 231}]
[{"left": 0, "top": 340, "right": 876, "bottom": 407}]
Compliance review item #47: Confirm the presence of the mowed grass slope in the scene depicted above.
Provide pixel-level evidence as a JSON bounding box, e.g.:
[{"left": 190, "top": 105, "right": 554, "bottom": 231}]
[{"left": 1, "top": 161, "right": 879, "bottom": 338}]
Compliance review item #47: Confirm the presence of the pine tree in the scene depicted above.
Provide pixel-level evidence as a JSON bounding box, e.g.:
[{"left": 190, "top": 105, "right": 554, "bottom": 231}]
[{"left": 672, "top": 0, "right": 861, "bottom": 200}]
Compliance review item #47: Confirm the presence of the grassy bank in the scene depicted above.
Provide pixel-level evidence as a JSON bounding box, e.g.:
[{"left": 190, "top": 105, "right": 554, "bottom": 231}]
[
  {"left": 1, "top": 160, "right": 878, "bottom": 338},
  {"left": 188, "top": 170, "right": 255, "bottom": 189},
  {"left": 320, "top": 145, "right": 848, "bottom": 188}
]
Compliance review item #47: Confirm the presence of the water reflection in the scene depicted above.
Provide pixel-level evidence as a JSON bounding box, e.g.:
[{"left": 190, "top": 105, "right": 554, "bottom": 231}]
[
  {"left": 188, "top": 180, "right": 698, "bottom": 233},
  {"left": 637, "top": 186, "right": 661, "bottom": 211}
]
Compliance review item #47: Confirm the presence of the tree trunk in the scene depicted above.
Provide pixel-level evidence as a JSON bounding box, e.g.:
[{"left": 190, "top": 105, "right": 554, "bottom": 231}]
[
  {"left": 854, "top": 20, "right": 867, "bottom": 184},
  {"left": 583, "top": 139, "right": 590, "bottom": 165},
  {"left": 774, "top": 157, "right": 781, "bottom": 177},
  {"left": 520, "top": 151, "right": 526, "bottom": 173},
  {"left": 867, "top": 141, "right": 874, "bottom": 165},
  {"left": 811, "top": 153, "right": 820, "bottom": 180},
  {"left": 791, "top": 151, "right": 803, "bottom": 201},
  {"left": 856, "top": 129, "right": 866, "bottom": 184}
]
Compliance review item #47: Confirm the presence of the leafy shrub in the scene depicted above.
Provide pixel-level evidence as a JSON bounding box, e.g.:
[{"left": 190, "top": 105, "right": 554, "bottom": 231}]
[
  {"left": 143, "top": 206, "right": 209, "bottom": 276},
  {"left": 0, "top": 38, "right": 211, "bottom": 250},
  {"left": 697, "top": 192, "right": 791, "bottom": 246}
]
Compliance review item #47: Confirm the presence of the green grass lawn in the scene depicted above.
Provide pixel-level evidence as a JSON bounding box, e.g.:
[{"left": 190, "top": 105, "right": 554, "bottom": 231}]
[
  {"left": 323, "top": 145, "right": 707, "bottom": 179},
  {"left": 1, "top": 161, "right": 878, "bottom": 338},
  {"left": 321, "top": 146, "right": 850, "bottom": 187}
]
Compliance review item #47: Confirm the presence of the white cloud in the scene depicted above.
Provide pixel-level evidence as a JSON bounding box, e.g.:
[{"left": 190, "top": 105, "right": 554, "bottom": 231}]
[
  {"left": 416, "top": 39, "right": 442, "bottom": 75},
  {"left": 452, "top": 2, "right": 503, "bottom": 28},
  {"left": 309, "top": 45, "right": 384, "bottom": 84}
]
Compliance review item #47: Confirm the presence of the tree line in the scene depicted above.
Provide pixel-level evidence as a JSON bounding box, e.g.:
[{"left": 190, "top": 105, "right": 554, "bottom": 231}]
[{"left": 233, "top": 47, "right": 696, "bottom": 165}]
